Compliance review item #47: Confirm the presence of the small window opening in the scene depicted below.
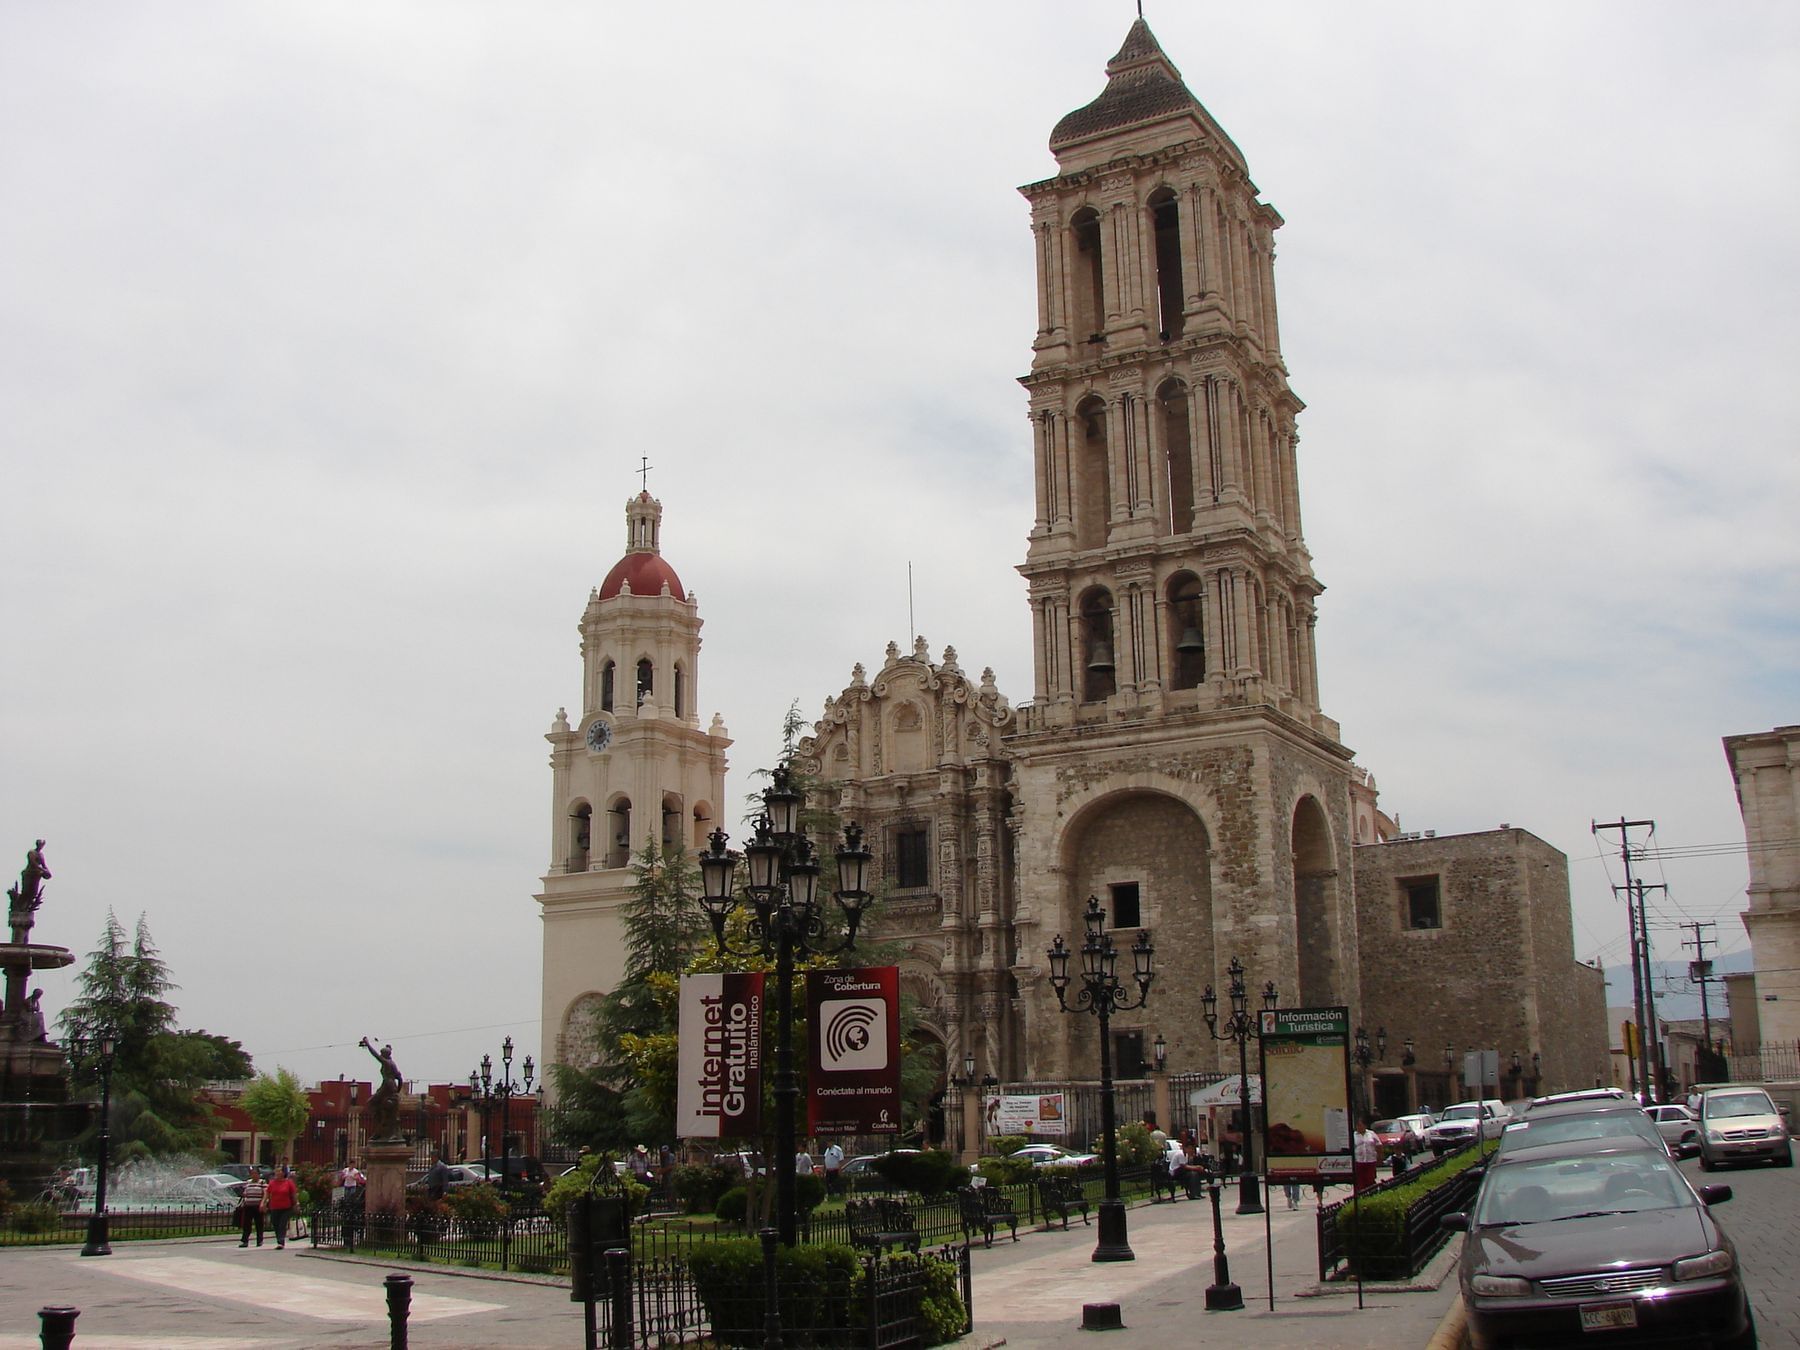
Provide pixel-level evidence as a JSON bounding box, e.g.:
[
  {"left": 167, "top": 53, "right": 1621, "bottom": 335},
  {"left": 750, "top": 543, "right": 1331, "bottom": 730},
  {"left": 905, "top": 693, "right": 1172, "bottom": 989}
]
[
  {"left": 895, "top": 825, "right": 930, "bottom": 889},
  {"left": 1403, "top": 877, "right": 1441, "bottom": 930},
  {"left": 1110, "top": 881, "right": 1141, "bottom": 930},
  {"left": 1150, "top": 189, "right": 1184, "bottom": 340},
  {"left": 636, "top": 659, "right": 653, "bottom": 706},
  {"left": 600, "top": 660, "right": 615, "bottom": 712}
]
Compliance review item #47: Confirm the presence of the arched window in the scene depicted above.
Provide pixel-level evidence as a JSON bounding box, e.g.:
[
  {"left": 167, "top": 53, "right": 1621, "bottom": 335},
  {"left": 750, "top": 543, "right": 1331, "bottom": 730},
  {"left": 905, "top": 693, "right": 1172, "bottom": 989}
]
[
  {"left": 1075, "top": 396, "right": 1110, "bottom": 552},
  {"left": 600, "top": 660, "right": 615, "bottom": 712},
  {"left": 673, "top": 662, "right": 686, "bottom": 718},
  {"left": 1166, "top": 573, "right": 1205, "bottom": 691},
  {"left": 692, "top": 802, "right": 714, "bottom": 849},
  {"left": 1159, "top": 379, "right": 1194, "bottom": 536},
  {"left": 1149, "top": 187, "right": 1184, "bottom": 340},
  {"left": 636, "top": 659, "right": 654, "bottom": 706},
  {"left": 661, "top": 793, "right": 683, "bottom": 849},
  {"left": 1079, "top": 587, "right": 1117, "bottom": 703},
  {"left": 1071, "top": 207, "right": 1106, "bottom": 341},
  {"left": 568, "top": 802, "right": 593, "bottom": 873},
  {"left": 608, "top": 798, "right": 633, "bottom": 869}
]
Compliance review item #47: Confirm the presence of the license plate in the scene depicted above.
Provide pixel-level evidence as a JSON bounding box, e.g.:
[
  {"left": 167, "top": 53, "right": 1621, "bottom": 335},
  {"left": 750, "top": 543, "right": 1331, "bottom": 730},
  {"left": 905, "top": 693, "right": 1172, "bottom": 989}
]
[{"left": 1579, "top": 1302, "right": 1638, "bottom": 1332}]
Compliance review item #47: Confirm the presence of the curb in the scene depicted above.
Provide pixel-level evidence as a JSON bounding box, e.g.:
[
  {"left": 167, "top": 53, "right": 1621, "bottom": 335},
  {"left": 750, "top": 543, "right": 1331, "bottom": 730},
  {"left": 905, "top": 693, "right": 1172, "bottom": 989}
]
[{"left": 1425, "top": 1293, "right": 1467, "bottom": 1350}]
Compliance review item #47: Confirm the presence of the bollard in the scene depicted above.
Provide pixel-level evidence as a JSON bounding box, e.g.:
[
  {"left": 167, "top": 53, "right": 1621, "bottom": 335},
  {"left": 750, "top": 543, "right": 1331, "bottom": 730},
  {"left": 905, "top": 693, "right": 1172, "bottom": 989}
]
[
  {"left": 38, "top": 1306, "right": 80, "bottom": 1350},
  {"left": 604, "top": 1247, "right": 632, "bottom": 1350},
  {"left": 760, "top": 1226, "right": 781, "bottom": 1350},
  {"left": 385, "top": 1273, "right": 413, "bottom": 1350}
]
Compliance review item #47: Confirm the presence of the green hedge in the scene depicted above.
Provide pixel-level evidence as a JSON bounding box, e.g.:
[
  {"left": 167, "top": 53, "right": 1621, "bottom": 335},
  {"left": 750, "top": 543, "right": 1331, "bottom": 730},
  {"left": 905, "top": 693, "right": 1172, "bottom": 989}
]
[
  {"left": 869, "top": 1150, "right": 965, "bottom": 1197},
  {"left": 686, "top": 1240, "right": 965, "bottom": 1348},
  {"left": 1335, "top": 1147, "right": 1486, "bottom": 1279}
]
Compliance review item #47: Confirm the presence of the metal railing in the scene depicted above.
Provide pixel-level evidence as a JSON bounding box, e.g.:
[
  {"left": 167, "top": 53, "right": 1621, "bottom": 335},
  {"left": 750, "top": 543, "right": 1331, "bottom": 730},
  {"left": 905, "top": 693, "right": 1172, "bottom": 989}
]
[
  {"left": 0, "top": 1203, "right": 240, "bottom": 1247},
  {"left": 1316, "top": 1144, "right": 1482, "bottom": 1281}
]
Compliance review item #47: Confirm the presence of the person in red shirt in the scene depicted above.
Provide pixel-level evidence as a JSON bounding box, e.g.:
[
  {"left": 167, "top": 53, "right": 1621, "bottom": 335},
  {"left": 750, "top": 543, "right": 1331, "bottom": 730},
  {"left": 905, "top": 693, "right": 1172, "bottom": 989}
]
[{"left": 265, "top": 1165, "right": 299, "bottom": 1249}]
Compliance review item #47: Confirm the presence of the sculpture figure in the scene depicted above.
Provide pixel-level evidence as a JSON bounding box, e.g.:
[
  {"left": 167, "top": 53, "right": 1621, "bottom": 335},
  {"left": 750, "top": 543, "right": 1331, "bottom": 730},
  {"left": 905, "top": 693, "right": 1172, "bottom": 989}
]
[
  {"left": 18, "top": 989, "right": 47, "bottom": 1042},
  {"left": 7, "top": 839, "right": 50, "bottom": 926},
  {"left": 359, "top": 1037, "right": 403, "bottom": 1139}
]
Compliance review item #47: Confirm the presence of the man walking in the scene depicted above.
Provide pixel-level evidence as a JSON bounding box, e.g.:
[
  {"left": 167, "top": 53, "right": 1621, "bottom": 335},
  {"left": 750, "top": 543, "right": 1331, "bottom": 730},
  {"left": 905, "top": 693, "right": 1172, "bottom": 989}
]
[
  {"left": 237, "top": 1168, "right": 267, "bottom": 1247},
  {"left": 822, "top": 1142, "right": 844, "bottom": 1196}
]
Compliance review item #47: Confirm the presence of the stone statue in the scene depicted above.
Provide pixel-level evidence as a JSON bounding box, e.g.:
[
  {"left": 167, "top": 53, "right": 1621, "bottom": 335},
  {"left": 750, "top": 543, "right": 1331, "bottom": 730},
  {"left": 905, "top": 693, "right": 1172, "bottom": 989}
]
[
  {"left": 18, "top": 989, "right": 47, "bottom": 1042},
  {"left": 359, "top": 1036, "right": 403, "bottom": 1139},
  {"left": 7, "top": 839, "right": 50, "bottom": 924}
]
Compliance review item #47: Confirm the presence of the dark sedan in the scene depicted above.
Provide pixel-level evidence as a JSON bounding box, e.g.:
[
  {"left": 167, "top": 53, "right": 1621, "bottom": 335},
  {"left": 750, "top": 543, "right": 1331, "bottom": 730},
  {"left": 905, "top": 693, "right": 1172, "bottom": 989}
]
[{"left": 1443, "top": 1140, "right": 1754, "bottom": 1349}]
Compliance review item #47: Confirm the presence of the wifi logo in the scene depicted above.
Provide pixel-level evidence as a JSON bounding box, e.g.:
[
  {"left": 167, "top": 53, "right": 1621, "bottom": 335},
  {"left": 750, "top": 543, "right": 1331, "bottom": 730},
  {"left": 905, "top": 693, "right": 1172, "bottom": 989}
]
[{"left": 819, "top": 999, "right": 888, "bottom": 1071}]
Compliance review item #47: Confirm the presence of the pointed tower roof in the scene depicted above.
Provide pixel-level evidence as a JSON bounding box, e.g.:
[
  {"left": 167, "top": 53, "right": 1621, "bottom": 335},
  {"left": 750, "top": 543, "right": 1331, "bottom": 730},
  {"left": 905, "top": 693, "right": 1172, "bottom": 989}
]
[
  {"left": 598, "top": 491, "right": 686, "bottom": 601},
  {"left": 1049, "top": 19, "right": 1244, "bottom": 170}
]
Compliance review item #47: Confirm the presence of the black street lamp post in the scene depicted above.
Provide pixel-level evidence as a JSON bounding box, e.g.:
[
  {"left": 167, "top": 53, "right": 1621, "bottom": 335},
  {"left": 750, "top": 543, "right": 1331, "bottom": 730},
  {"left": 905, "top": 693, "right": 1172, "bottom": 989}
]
[
  {"left": 1047, "top": 894, "right": 1155, "bottom": 1262},
  {"left": 470, "top": 1039, "right": 534, "bottom": 1193},
  {"left": 1352, "top": 1025, "right": 1386, "bottom": 1118},
  {"left": 80, "top": 1036, "right": 116, "bottom": 1258},
  {"left": 698, "top": 764, "right": 873, "bottom": 1247},
  {"left": 1201, "top": 957, "right": 1277, "bottom": 1216}
]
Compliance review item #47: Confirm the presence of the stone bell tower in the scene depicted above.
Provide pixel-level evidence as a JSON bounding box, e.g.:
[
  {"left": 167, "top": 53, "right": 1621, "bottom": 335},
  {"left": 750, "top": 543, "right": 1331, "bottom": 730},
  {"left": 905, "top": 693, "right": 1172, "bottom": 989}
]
[
  {"left": 535, "top": 492, "right": 731, "bottom": 1078},
  {"left": 1006, "top": 19, "right": 1359, "bottom": 1079}
]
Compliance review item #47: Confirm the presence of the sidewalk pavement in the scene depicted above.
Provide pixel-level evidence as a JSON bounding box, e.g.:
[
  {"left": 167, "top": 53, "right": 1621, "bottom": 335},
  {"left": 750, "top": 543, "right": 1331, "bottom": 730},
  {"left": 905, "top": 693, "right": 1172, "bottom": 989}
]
[{"left": 967, "top": 1186, "right": 1461, "bottom": 1349}]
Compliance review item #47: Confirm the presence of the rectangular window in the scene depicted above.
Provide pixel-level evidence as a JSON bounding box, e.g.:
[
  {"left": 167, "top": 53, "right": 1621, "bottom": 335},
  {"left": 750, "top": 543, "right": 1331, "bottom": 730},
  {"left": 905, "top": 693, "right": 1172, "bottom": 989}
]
[
  {"left": 1402, "top": 877, "right": 1441, "bottom": 930},
  {"left": 1109, "top": 881, "right": 1141, "bottom": 929},
  {"left": 1113, "top": 1030, "right": 1145, "bottom": 1079},
  {"left": 895, "top": 826, "right": 929, "bottom": 889}
]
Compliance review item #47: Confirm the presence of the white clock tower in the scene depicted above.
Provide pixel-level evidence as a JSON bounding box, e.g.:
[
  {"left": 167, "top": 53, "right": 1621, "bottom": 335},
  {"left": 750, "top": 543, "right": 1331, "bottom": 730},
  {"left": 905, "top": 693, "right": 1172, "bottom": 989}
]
[{"left": 536, "top": 491, "right": 731, "bottom": 1077}]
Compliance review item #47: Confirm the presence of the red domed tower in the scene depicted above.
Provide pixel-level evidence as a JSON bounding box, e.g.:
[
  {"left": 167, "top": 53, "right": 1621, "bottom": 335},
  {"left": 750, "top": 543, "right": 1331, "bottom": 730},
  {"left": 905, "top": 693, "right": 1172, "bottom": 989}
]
[{"left": 536, "top": 492, "right": 731, "bottom": 1077}]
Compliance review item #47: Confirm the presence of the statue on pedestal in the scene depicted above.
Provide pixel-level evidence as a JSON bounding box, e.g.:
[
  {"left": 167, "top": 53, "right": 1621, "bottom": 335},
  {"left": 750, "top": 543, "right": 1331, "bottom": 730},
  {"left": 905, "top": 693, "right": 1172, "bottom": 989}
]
[
  {"left": 7, "top": 840, "right": 49, "bottom": 937},
  {"left": 359, "top": 1037, "right": 403, "bottom": 1140}
]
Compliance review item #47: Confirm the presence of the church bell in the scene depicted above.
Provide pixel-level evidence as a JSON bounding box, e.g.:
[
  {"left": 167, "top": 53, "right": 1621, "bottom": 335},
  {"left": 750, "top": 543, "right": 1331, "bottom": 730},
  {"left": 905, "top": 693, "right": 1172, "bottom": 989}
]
[
  {"left": 1086, "top": 639, "right": 1115, "bottom": 673},
  {"left": 1176, "top": 623, "right": 1204, "bottom": 654}
]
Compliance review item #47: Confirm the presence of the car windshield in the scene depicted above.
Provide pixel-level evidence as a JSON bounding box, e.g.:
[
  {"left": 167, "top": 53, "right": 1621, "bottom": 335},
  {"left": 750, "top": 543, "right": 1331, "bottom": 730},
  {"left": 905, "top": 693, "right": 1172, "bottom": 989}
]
[
  {"left": 1706, "top": 1092, "right": 1775, "bottom": 1119},
  {"left": 1442, "top": 1106, "right": 1481, "bottom": 1121},
  {"left": 1372, "top": 1120, "right": 1402, "bottom": 1133},
  {"left": 1476, "top": 1153, "right": 1687, "bottom": 1226}
]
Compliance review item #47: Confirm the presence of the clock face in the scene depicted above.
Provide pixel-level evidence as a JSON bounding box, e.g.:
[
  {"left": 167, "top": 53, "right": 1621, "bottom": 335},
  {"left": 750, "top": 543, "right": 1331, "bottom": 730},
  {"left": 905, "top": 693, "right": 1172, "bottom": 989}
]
[{"left": 585, "top": 719, "right": 613, "bottom": 753}]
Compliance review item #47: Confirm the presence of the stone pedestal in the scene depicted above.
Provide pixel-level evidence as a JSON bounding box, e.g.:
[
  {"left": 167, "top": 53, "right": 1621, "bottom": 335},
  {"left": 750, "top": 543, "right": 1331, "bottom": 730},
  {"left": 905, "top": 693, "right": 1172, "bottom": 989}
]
[{"left": 363, "top": 1139, "right": 412, "bottom": 1220}]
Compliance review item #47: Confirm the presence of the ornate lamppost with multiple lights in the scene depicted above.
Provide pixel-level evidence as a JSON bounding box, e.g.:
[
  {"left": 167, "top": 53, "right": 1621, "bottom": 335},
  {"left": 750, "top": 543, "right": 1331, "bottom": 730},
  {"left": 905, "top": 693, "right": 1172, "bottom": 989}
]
[
  {"left": 1352, "top": 1025, "right": 1386, "bottom": 1119},
  {"left": 697, "top": 765, "right": 873, "bottom": 1247},
  {"left": 78, "top": 1035, "right": 116, "bottom": 1258},
  {"left": 1047, "top": 893, "right": 1155, "bottom": 1262},
  {"left": 1201, "top": 957, "right": 1277, "bottom": 1215},
  {"left": 470, "top": 1038, "right": 533, "bottom": 1194}
]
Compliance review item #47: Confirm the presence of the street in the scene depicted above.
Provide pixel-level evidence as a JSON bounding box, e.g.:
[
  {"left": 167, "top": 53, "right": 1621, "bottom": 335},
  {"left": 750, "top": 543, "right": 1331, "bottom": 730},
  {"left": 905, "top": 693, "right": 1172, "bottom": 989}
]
[{"left": 1678, "top": 1153, "right": 1800, "bottom": 1348}]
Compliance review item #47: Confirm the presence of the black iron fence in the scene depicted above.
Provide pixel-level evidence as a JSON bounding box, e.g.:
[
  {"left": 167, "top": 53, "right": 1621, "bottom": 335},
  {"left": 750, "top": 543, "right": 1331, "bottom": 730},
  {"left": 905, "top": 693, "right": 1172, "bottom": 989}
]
[
  {"left": 0, "top": 1203, "right": 240, "bottom": 1247},
  {"left": 1315, "top": 1144, "right": 1483, "bottom": 1281},
  {"left": 1729, "top": 1041, "right": 1800, "bottom": 1084}
]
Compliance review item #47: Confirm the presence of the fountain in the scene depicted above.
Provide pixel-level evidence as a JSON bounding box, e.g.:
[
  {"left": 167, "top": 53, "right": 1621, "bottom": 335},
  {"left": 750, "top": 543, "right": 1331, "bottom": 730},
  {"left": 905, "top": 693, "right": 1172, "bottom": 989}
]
[{"left": 0, "top": 841, "right": 93, "bottom": 1200}]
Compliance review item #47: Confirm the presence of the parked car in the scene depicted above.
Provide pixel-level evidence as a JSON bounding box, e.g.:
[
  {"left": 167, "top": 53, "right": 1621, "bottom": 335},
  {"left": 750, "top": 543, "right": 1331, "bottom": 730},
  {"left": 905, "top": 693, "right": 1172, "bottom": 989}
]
[
  {"left": 1529, "top": 1087, "right": 1633, "bottom": 1110},
  {"left": 1427, "top": 1100, "right": 1511, "bottom": 1154},
  {"left": 1493, "top": 1100, "right": 1666, "bottom": 1158},
  {"left": 1443, "top": 1139, "right": 1753, "bottom": 1350},
  {"left": 1393, "top": 1113, "right": 1436, "bottom": 1152},
  {"left": 1370, "top": 1119, "right": 1420, "bottom": 1158},
  {"left": 1008, "top": 1144, "right": 1099, "bottom": 1169},
  {"left": 1647, "top": 1103, "right": 1701, "bottom": 1158},
  {"left": 1697, "top": 1086, "right": 1794, "bottom": 1171},
  {"left": 406, "top": 1163, "right": 497, "bottom": 1194}
]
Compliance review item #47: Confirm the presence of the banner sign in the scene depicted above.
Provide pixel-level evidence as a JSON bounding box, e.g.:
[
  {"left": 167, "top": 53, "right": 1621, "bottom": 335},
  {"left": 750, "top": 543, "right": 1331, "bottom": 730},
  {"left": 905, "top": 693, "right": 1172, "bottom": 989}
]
[
  {"left": 806, "top": 965, "right": 901, "bottom": 1135},
  {"left": 982, "top": 1092, "right": 1069, "bottom": 1138},
  {"left": 676, "top": 972, "right": 765, "bottom": 1139},
  {"left": 1259, "top": 1006, "right": 1352, "bottom": 1179}
]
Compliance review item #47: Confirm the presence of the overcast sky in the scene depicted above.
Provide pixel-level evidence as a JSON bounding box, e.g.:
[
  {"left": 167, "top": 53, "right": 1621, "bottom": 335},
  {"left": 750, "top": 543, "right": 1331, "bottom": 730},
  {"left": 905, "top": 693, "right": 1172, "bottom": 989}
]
[{"left": 3, "top": 3, "right": 1795, "bottom": 1091}]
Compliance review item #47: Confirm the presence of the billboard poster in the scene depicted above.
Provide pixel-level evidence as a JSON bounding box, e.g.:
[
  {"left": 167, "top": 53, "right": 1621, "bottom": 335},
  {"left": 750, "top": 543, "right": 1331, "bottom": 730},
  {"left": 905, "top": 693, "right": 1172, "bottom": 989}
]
[
  {"left": 676, "top": 972, "right": 764, "bottom": 1139},
  {"left": 1258, "top": 1005, "right": 1352, "bottom": 1179},
  {"left": 982, "top": 1092, "right": 1069, "bottom": 1138},
  {"left": 806, "top": 965, "right": 901, "bottom": 1135}
]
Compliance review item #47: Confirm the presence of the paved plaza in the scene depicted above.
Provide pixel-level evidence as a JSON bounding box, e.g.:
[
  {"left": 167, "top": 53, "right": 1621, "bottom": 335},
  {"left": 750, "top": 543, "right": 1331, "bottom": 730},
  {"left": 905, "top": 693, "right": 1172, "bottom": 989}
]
[{"left": 0, "top": 1162, "right": 1795, "bottom": 1347}]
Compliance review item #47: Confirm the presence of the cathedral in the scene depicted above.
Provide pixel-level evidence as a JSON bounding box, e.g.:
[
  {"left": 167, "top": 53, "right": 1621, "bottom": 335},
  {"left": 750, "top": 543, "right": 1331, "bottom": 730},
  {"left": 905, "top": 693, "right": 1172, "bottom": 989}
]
[{"left": 537, "top": 20, "right": 1608, "bottom": 1117}]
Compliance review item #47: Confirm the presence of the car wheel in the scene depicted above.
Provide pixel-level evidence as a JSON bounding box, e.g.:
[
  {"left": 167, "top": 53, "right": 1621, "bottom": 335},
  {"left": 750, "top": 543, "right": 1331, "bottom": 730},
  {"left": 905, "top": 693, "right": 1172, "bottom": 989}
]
[
  {"left": 1718, "top": 1309, "right": 1757, "bottom": 1350},
  {"left": 1776, "top": 1146, "right": 1793, "bottom": 1169},
  {"left": 1699, "top": 1154, "right": 1717, "bottom": 1172}
]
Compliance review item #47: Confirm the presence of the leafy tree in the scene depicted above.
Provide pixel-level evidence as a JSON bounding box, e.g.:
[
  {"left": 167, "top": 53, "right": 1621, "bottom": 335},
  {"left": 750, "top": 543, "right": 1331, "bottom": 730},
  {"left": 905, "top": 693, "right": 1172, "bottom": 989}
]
[
  {"left": 58, "top": 911, "right": 243, "bottom": 1161},
  {"left": 241, "top": 1068, "right": 313, "bottom": 1167}
]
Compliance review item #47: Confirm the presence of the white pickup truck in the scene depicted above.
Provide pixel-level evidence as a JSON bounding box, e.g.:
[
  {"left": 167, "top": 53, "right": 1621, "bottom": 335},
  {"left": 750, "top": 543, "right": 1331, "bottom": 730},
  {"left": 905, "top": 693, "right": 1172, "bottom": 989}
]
[{"left": 1425, "top": 1099, "right": 1511, "bottom": 1154}]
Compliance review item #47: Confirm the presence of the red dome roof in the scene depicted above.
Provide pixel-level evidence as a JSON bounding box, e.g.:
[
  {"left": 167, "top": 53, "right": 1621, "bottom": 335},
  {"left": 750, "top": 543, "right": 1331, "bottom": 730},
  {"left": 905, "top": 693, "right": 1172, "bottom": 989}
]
[{"left": 598, "top": 552, "right": 685, "bottom": 601}]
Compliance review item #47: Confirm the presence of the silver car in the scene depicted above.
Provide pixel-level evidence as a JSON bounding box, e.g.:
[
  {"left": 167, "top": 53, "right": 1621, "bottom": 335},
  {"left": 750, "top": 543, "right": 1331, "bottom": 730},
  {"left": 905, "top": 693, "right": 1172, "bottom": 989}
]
[
  {"left": 1697, "top": 1087, "right": 1793, "bottom": 1170},
  {"left": 1646, "top": 1103, "right": 1700, "bottom": 1158}
]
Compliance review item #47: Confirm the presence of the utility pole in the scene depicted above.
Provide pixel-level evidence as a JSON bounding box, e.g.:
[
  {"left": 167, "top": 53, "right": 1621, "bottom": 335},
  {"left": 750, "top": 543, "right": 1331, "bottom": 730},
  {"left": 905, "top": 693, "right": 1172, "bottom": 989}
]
[
  {"left": 1594, "top": 818, "right": 1656, "bottom": 1105},
  {"left": 1633, "top": 880, "right": 1667, "bottom": 1102},
  {"left": 1684, "top": 921, "right": 1719, "bottom": 1073}
]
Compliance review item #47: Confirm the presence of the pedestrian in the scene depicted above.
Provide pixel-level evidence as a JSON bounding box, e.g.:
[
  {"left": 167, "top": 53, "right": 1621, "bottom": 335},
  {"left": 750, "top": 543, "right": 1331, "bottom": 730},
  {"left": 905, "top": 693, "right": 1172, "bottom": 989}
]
[
  {"left": 265, "top": 1165, "right": 298, "bottom": 1249},
  {"left": 795, "top": 1146, "right": 814, "bottom": 1178},
  {"left": 238, "top": 1168, "right": 267, "bottom": 1247},
  {"left": 822, "top": 1141, "right": 844, "bottom": 1195},
  {"left": 1283, "top": 1175, "right": 1303, "bottom": 1210},
  {"left": 1353, "top": 1117, "right": 1380, "bottom": 1191},
  {"left": 338, "top": 1162, "right": 365, "bottom": 1193},
  {"left": 629, "top": 1144, "right": 653, "bottom": 1184},
  {"left": 426, "top": 1154, "right": 452, "bottom": 1201}
]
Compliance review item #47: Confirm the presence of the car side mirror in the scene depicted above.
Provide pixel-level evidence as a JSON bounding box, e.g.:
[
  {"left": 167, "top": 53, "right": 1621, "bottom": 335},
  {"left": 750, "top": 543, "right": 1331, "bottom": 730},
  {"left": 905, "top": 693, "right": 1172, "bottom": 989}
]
[
  {"left": 1698, "top": 1184, "right": 1733, "bottom": 1206},
  {"left": 1440, "top": 1212, "right": 1470, "bottom": 1232}
]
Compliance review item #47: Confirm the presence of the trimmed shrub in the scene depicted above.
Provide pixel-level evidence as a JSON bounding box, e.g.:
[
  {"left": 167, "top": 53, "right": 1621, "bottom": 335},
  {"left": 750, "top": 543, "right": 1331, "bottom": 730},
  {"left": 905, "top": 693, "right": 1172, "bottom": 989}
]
[
  {"left": 672, "top": 1162, "right": 736, "bottom": 1215},
  {"left": 10, "top": 1200, "right": 60, "bottom": 1234},
  {"left": 445, "top": 1182, "right": 508, "bottom": 1224},
  {"left": 714, "top": 1186, "right": 749, "bottom": 1224},
  {"left": 795, "top": 1173, "right": 826, "bottom": 1214},
  {"left": 876, "top": 1252, "right": 969, "bottom": 1346},
  {"left": 976, "top": 1155, "right": 1035, "bottom": 1187},
  {"left": 1334, "top": 1147, "right": 1486, "bottom": 1279},
  {"left": 1090, "top": 1121, "right": 1159, "bottom": 1166},
  {"left": 869, "top": 1149, "right": 965, "bottom": 1198},
  {"left": 986, "top": 1134, "right": 1029, "bottom": 1158},
  {"left": 688, "top": 1238, "right": 859, "bottom": 1347}
]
